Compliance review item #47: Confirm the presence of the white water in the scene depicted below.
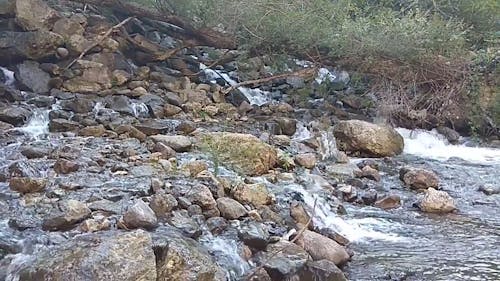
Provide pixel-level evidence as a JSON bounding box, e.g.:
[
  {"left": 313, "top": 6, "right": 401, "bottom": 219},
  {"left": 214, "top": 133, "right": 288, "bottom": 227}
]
[
  {"left": 17, "top": 102, "right": 60, "bottom": 140},
  {"left": 200, "top": 234, "right": 250, "bottom": 280},
  {"left": 130, "top": 102, "right": 149, "bottom": 118},
  {"left": 397, "top": 128, "right": 500, "bottom": 164},
  {"left": 1, "top": 66, "right": 15, "bottom": 87},
  {"left": 292, "top": 121, "right": 313, "bottom": 141},
  {"left": 200, "top": 63, "right": 270, "bottom": 106},
  {"left": 315, "top": 67, "right": 336, "bottom": 84}
]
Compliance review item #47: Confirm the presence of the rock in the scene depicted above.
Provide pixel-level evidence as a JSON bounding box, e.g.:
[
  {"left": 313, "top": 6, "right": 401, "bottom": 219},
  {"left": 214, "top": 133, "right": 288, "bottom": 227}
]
[
  {"left": 206, "top": 217, "right": 227, "bottom": 234},
  {"left": 15, "top": 60, "right": 50, "bottom": 93},
  {"left": 233, "top": 183, "right": 272, "bottom": 206},
  {"left": 354, "top": 165, "right": 381, "bottom": 181},
  {"left": 168, "top": 210, "right": 202, "bottom": 238},
  {"left": 20, "top": 146, "right": 50, "bottom": 159},
  {"left": 325, "top": 163, "right": 361, "bottom": 178},
  {"left": 182, "top": 160, "right": 208, "bottom": 177},
  {"left": 400, "top": 168, "right": 439, "bottom": 190},
  {"left": 296, "top": 230, "right": 350, "bottom": 265},
  {"left": 112, "top": 69, "right": 131, "bottom": 86},
  {"left": 42, "top": 200, "right": 91, "bottom": 231},
  {"left": 0, "top": 120, "right": 14, "bottom": 131},
  {"left": 56, "top": 47, "right": 69, "bottom": 58},
  {"left": 374, "top": 195, "right": 401, "bottom": 210},
  {"left": 0, "top": 31, "right": 63, "bottom": 62},
  {"left": 333, "top": 120, "right": 404, "bottom": 157},
  {"left": 49, "top": 118, "right": 80, "bottom": 132},
  {"left": 0, "top": 105, "right": 31, "bottom": 126},
  {"left": 9, "top": 177, "right": 47, "bottom": 193},
  {"left": 276, "top": 117, "right": 297, "bottom": 136},
  {"left": 151, "top": 142, "right": 176, "bottom": 159},
  {"left": 80, "top": 216, "right": 111, "bottom": 232},
  {"left": 360, "top": 188, "right": 378, "bottom": 205},
  {"left": 114, "top": 124, "right": 147, "bottom": 141},
  {"left": 226, "top": 88, "right": 250, "bottom": 106},
  {"left": 0, "top": 0, "right": 15, "bottom": 16},
  {"left": 17, "top": 230, "right": 157, "bottom": 281},
  {"left": 88, "top": 199, "right": 122, "bottom": 215},
  {"left": 295, "top": 153, "right": 317, "bottom": 169},
  {"left": 436, "top": 126, "right": 460, "bottom": 144},
  {"left": 418, "top": 188, "right": 456, "bottom": 213},
  {"left": 149, "top": 192, "right": 178, "bottom": 218},
  {"left": 216, "top": 197, "right": 246, "bottom": 219},
  {"left": 15, "top": 0, "right": 60, "bottom": 31},
  {"left": 238, "top": 221, "right": 270, "bottom": 250},
  {"left": 290, "top": 201, "right": 311, "bottom": 227},
  {"left": 199, "top": 132, "right": 278, "bottom": 176},
  {"left": 185, "top": 184, "right": 217, "bottom": 210},
  {"left": 150, "top": 135, "right": 192, "bottom": 152},
  {"left": 164, "top": 104, "right": 183, "bottom": 116},
  {"left": 79, "top": 124, "right": 107, "bottom": 137},
  {"left": 60, "top": 98, "right": 95, "bottom": 113},
  {"left": 52, "top": 17, "right": 84, "bottom": 39},
  {"left": 263, "top": 240, "right": 310, "bottom": 281},
  {"left": 153, "top": 226, "right": 226, "bottom": 281},
  {"left": 478, "top": 184, "right": 500, "bottom": 196},
  {"left": 299, "top": 259, "right": 347, "bottom": 281},
  {"left": 66, "top": 34, "right": 93, "bottom": 54},
  {"left": 53, "top": 159, "right": 79, "bottom": 174},
  {"left": 63, "top": 60, "right": 112, "bottom": 93},
  {"left": 123, "top": 200, "right": 158, "bottom": 230}
]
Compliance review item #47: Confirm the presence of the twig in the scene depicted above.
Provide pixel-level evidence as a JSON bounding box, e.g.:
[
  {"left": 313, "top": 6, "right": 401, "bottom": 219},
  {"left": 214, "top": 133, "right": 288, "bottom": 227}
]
[
  {"left": 245, "top": 198, "right": 317, "bottom": 280},
  {"left": 64, "top": 17, "right": 135, "bottom": 70}
]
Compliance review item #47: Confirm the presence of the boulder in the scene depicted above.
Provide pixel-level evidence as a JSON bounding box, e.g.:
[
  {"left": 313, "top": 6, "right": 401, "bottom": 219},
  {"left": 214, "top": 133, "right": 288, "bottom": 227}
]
[
  {"left": 9, "top": 177, "right": 46, "bottom": 193},
  {"left": 168, "top": 210, "right": 202, "bottom": 238},
  {"left": 123, "top": 200, "right": 158, "bottom": 230},
  {"left": 185, "top": 184, "right": 217, "bottom": 210},
  {"left": 0, "top": 105, "right": 31, "bottom": 125},
  {"left": 63, "top": 60, "right": 112, "bottom": 93},
  {"left": 49, "top": 118, "right": 80, "bottom": 132},
  {"left": 263, "top": 240, "right": 310, "bottom": 281},
  {"left": 79, "top": 124, "right": 107, "bottom": 137},
  {"left": 296, "top": 230, "right": 349, "bottom": 266},
  {"left": 400, "top": 168, "right": 439, "bottom": 190},
  {"left": 233, "top": 183, "right": 272, "bottom": 206},
  {"left": 15, "top": 60, "right": 51, "bottom": 93},
  {"left": 290, "top": 201, "right": 311, "bottom": 227},
  {"left": 418, "top": 188, "right": 456, "bottom": 213},
  {"left": 80, "top": 216, "right": 111, "bottom": 232},
  {"left": 0, "top": 0, "right": 15, "bottom": 16},
  {"left": 199, "top": 132, "right": 278, "bottom": 176},
  {"left": 53, "top": 159, "right": 79, "bottom": 174},
  {"left": 0, "top": 31, "right": 63, "bottom": 62},
  {"left": 52, "top": 17, "right": 85, "bottom": 39},
  {"left": 354, "top": 165, "right": 381, "bottom": 181},
  {"left": 436, "top": 126, "right": 460, "bottom": 144},
  {"left": 374, "top": 195, "right": 401, "bottom": 210},
  {"left": 299, "top": 259, "right": 347, "bottom": 281},
  {"left": 333, "top": 120, "right": 404, "bottom": 157},
  {"left": 216, "top": 197, "right": 246, "bottom": 219},
  {"left": 42, "top": 200, "right": 91, "bottom": 231},
  {"left": 150, "top": 135, "right": 192, "bottom": 152},
  {"left": 149, "top": 192, "right": 178, "bottom": 218},
  {"left": 276, "top": 117, "right": 297, "bottom": 136},
  {"left": 15, "top": 0, "right": 60, "bottom": 31},
  {"left": 295, "top": 153, "right": 317, "bottom": 169},
  {"left": 17, "top": 230, "right": 157, "bottom": 281},
  {"left": 20, "top": 146, "right": 50, "bottom": 159},
  {"left": 238, "top": 221, "right": 270, "bottom": 250}
]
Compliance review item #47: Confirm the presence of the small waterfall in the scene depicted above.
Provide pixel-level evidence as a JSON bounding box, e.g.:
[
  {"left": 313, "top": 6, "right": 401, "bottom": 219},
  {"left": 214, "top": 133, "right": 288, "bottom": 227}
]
[
  {"left": 315, "top": 67, "right": 336, "bottom": 84},
  {"left": 130, "top": 102, "right": 149, "bottom": 118},
  {"left": 397, "top": 128, "right": 500, "bottom": 164},
  {"left": 292, "top": 121, "right": 313, "bottom": 141},
  {"left": 200, "top": 63, "right": 270, "bottom": 106},
  {"left": 17, "top": 102, "right": 60, "bottom": 140},
  {"left": 318, "top": 131, "right": 340, "bottom": 161},
  {"left": 1, "top": 66, "right": 15, "bottom": 87},
  {"left": 92, "top": 102, "right": 105, "bottom": 118}
]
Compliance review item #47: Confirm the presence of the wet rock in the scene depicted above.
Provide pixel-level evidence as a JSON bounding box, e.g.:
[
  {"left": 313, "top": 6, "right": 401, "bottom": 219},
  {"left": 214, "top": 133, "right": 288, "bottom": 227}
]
[
  {"left": 88, "top": 199, "right": 122, "bottom": 215},
  {"left": 299, "top": 259, "right": 347, "bottom": 281},
  {"left": 333, "top": 120, "right": 404, "bottom": 157},
  {"left": 20, "top": 146, "right": 50, "bottom": 159},
  {"left": 80, "top": 215, "right": 111, "bottom": 232},
  {"left": 53, "top": 159, "right": 79, "bottom": 174},
  {"left": 79, "top": 124, "right": 107, "bottom": 137},
  {"left": 325, "top": 163, "right": 361, "bottom": 178},
  {"left": 296, "top": 230, "right": 350, "bottom": 265},
  {"left": 42, "top": 200, "right": 91, "bottom": 231},
  {"left": 112, "top": 69, "right": 131, "bottom": 86},
  {"left": 354, "top": 165, "right": 381, "bottom": 181},
  {"left": 0, "top": 120, "right": 14, "bottom": 131},
  {"left": 187, "top": 204, "right": 203, "bottom": 216},
  {"left": 317, "top": 228, "right": 350, "bottom": 246},
  {"left": 15, "top": 0, "right": 60, "bottom": 31},
  {"left": 199, "top": 132, "right": 278, "bottom": 176},
  {"left": 233, "top": 183, "right": 272, "bottom": 206},
  {"left": 276, "top": 117, "right": 297, "bottom": 136},
  {"left": 49, "top": 118, "right": 80, "bottom": 132},
  {"left": 400, "top": 168, "right": 439, "bottom": 190},
  {"left": 9, "top": 177, "right": 47, "bottom": 193},
  {"left": 478, "top": 184, "right": 500, "bottom": 196},
  {"left": 150, "top": 134, "right": 192, "bottom": 152},
  {"left": 374, "top": 195, "right": 402, "bottom": 210},
  {"left": 17, "top": 230, "right": 157, "bottom": 281},
  {"left": 295, "top": 153, "right": 317, "bottom": 169},
  {"left": 153, "top": 226, "right": 226, "bottom": 281},
  {"left": 0, "top": 105, "right": 30, "bottom": 125},
  {"left": 436, "top": 126, "right": 460, "bottom": 144},
  {"left": 206, "top": 216, "right": 227, "bottom": 234},
  {"left": 149, "top": 192, "right": 178, "bottom": 218},
  {"left": 185, "top": 184, "right": 217, "bottom": 210},
  {"left": 263, "top": 240, "right": 310, "bottom": 281},
  {"left": 123, "top": 200, "right": 158, "bottom": 230},
  {"left": 164, "top": 103, "right": 182, "bottom": 116},
  {"left": 418, "top": 188, "right": 456, "bottom": 213},
  {"left": 226, "top": 88, "right": 250, "bottom": 107},
  {"left": 217, "top": 197, "right": 246, "bottom": 219},
  {"left": 238, "top": 221, "right": 270, "bottom": 250},
  {"left": 114, "top": 124, "right": 147, "bottom": 141},
  {"left": 151, "top": 142, "right": 176, "bottom": 159},
  {"left": 15, "top": 60, "right": 50, "bottom": 93},
  {"left": 290, "top": 201, "right": 311, "bottom": 227},
  {"left": 0, "top": 31, "right": 63, "bottom": 62},
  {"left": 360, "top": 188, "right": 378, "bottom": 205},
  {"left": 60, "top": 97, "right": 95, "bottom": 113},
  {"left": 168, "top": 210, "right": 202, "bottom": 238}
]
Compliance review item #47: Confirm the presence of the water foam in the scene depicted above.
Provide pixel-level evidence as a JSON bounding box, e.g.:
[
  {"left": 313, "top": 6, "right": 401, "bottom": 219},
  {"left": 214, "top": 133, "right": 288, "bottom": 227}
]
[
  {"left": 397, "top": 128, "right": 500, "bottom": 164},
  {"left": 1, "top": 66, "right": 15, "bottom": 87}
]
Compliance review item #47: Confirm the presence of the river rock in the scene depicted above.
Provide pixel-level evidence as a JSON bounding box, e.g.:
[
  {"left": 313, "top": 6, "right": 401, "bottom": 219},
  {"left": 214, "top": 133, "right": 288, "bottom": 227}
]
[
  {"left": 374, "top": 195, "right": 401, "bottom": 210},
  {"left": 149, "top": 192, "right": 178, "bottom": 218},
  {"left": 182, "top": 160, "right": 208, "bottom": 177},
  {"left": 199, "top": 132, "right": 278, "bottom": 176},
  {"left": 217, "top": 197, "right": 246, "bottom": 219},
  {"left": 436, "top": 126, "right": 460, "bottom": 144},
  {"left": 299, "top": 259, "right": 347, "bottom": 281},
  {"left": 15, "top": 0, "right": 60, "bottom": 31},
  {"left": 150, "top": 135, "right": 192, "bottom": 152},
  {"left": 238, "top": 221, "right": 270, "bottom": 250},
  {"left": 168, "top": 210, "right": 202, "bottom": 238},
  {"left": 79, "top": 124, "right": 107, "bottom": 137},
  {"left": 400, "top": 167, "right": 439, "bottom": 190},
  {"left": 123, "top": 200, "right": 158, "bottom": 230},
  {"left": 418, "top": 188, "right": 456, "bottom": 213},
  {"left": 263, "top": 240, "right": 311, "bottom": 281},
  {"left": 52, "top": 17, "right": 85, "bottom": 39},
  {"left": 80, "top": 215, "right": 111, "bottom": 232},
  {"left": 478, "top": 184, "right": 500, "bottom": 196},
  {"left": 114, "top": 124, "right": 147, "bottom": 141},
  {"left": 9, "top": 177, "right": 47, "bottom": 193},
  {"left": 151, "top": 142, "right": 177, "bottom": 159},
  {"left": 296, "top": 230, "right": 350, "bottom": 265},
  {"left": 20, "top": 146, "right": 50, "bottom": 159},
  {"left": 49, "top": 118, "right": 80, "bottom": 132},
  {"left": 60, "top": 97, "right": 95, "bottom": 113},
  {"left": 0, "top": 0, "right": 15, "bottom": 15},
  {"left": 0, "top": 31, "right": 63, "bottom": 62},
  {"left": 153, "top": 226, "right": 226, "bottom": 281},
  {"left": 63, "top": 60, "right": 112, "bottom": 93},
  {"left": 17, "top": 230, "right": 157, "bottom": 281},
  {"left": 42, "top": 200, "right": 91, "bottom": 231},
  {"left": 276, "top": 117, "right": 297, "bottom": 136},
  {"left": 0, "top": 105, "right": 30, "bottom": 125},
  {"left": 333, "top": 120, "right": 404, "bottom": 157},
  {"left": 295, "top": 153, "right": 317, "bottom": 169},
  {"left": 290, "top": 201, "right": 311, "bottom": 227},
  {"left": 233, "top": 182, "right": 272, "bottom": 206},
  {"left": 206, "top": 216, "right": 227, "bottom": 234},
  {"left": 53, "top": 159, "right": 79, "bottom": 174},
  {"left": 15, "top": 60, "right": 50, "bottom": 93},
  {"left": 185, "top": 184, "right": 217, "bottom": 210},
  {"left": 354, "top": 165, "right": 381, "bottom": 181}
]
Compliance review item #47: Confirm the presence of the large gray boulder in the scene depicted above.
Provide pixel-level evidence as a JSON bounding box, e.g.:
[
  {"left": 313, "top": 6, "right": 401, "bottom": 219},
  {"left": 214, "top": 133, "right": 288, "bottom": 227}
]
[
  {"left": 333, "top": 120, "right": 404, "bottom": 157},
  {"left": 0, "top": 31, "right": 63, "bottom": 62},
  {"left": 15, "top": 0, "right": 61, "bottom": 31},
  {"left": 15, "top": 60, "right": 50, "bottom": 93},
  {"left": 17, "top": 230, "right": 157, "bottom": 281}
]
